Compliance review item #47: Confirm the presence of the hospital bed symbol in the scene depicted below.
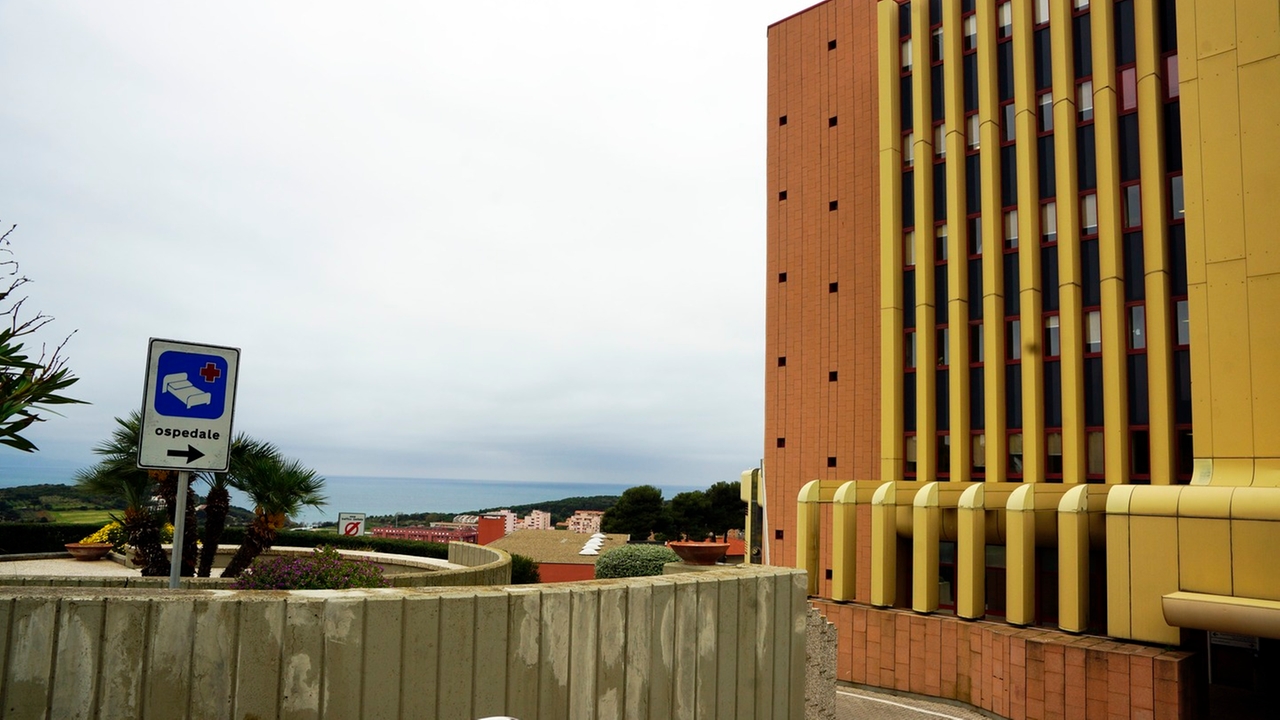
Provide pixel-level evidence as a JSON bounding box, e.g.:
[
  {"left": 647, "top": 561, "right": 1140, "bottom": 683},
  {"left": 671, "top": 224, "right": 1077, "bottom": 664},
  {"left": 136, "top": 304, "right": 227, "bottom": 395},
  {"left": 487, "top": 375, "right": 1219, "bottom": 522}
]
[{"left": 163, "top": 372, "right": 215, "bottom": 409}]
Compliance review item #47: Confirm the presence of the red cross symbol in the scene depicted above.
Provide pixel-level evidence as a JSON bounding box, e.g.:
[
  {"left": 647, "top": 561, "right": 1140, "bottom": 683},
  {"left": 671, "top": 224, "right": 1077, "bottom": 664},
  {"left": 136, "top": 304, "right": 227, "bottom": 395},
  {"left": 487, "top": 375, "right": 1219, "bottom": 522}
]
[{"left": 198, "top": 362, "right": 222, "bottom": 383}]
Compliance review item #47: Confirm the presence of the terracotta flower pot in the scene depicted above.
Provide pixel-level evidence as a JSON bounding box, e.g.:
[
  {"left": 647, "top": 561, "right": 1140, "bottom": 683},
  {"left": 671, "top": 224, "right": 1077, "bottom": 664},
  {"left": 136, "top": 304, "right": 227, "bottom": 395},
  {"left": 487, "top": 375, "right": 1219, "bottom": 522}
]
[
  {"left": 668, "top": 541, "right": 729, "bottom": 566},
  {"left": 65, "top": 543, "right": 114, "bottom": 561}
]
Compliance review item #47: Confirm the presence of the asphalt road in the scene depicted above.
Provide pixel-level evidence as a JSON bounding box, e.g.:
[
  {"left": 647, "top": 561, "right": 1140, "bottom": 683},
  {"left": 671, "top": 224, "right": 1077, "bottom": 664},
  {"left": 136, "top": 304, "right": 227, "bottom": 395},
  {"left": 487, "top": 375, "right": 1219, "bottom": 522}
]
[{"left": 837, "top": 686, "right": 994, "bottom": 719}]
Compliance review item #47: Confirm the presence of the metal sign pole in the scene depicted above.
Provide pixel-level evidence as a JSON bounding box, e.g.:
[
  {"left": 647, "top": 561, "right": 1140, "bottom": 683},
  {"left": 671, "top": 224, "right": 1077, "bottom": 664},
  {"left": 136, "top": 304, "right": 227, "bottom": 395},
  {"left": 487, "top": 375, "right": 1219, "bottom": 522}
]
[{"left": 168, "top": 470, "right": 190, "bottom": 590}]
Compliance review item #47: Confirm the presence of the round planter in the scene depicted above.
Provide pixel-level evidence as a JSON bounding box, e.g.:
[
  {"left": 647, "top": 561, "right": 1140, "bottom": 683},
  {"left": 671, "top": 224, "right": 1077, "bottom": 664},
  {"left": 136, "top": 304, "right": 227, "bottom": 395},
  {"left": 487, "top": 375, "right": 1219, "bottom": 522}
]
[
  {"left": 668, "top": 541, "right": 729, "bottom": 566},
  {"left": 65, "top": 543, "right": 115, "bottom": 561}
]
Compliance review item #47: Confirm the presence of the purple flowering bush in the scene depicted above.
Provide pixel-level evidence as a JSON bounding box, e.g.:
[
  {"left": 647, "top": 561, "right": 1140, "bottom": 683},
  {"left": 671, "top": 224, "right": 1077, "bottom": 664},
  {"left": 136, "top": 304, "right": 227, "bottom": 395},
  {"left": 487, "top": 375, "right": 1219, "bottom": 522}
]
[{"left": 231, "top": 545, "right": 389, "bottom": 590}]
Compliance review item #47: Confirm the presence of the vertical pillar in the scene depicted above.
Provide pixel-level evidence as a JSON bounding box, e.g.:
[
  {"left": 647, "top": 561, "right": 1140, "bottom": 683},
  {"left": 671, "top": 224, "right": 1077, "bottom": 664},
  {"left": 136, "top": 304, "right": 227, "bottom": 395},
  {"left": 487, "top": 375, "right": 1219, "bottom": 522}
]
[
  {"left": 870, "top": 481, "right": 898, "bottom": 607},
  {"left": 796, "top": 480, "right": 821, "bottom": 595},
  {"left": 912, "top": 483, "right": 942, "bottom": 612},
  {"left": 831, "top": 481, "right": 859, "bottom": 602},
  {"left": 943, "top": 0, "right": 971, "bottom": 482},
  {"left": 957, "top": 483, "right": 987, "bottom": 619},
  {"left": 1006, "top": 484, "right": 1037, "bottom": 625},
  {"left": 911, "top": 0, "right": 938, "bottom": 482},
  {"left": 1057, "top": 485, "right": 1092, "bottom": 632},
  {"left": 977, "top": 0, "right": 1008, "bottom": 482},
  {"left": 878, "top": 0, "right": 906, "bottom": 483}
]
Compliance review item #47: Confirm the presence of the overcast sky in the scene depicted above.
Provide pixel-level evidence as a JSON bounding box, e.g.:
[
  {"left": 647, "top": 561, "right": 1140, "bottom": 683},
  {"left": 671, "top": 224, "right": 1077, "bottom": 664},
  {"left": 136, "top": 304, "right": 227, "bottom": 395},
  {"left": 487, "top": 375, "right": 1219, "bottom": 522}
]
[{"left": 0, "top": 1, "right": 818, "bottom": 488}]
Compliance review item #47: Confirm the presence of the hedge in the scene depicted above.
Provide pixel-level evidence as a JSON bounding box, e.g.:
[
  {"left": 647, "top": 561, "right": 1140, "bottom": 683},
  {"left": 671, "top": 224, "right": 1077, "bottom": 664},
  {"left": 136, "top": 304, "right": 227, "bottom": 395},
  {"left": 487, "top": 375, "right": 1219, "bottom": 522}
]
[
  {"left": 595, "top": 544, "right": 680, "bottom": 579},
  {"left": 0, "top": 523, "right": 105, "bottom": 555},
  {"left": 0, "top": 523, "right": 449, "bottom": 561}
]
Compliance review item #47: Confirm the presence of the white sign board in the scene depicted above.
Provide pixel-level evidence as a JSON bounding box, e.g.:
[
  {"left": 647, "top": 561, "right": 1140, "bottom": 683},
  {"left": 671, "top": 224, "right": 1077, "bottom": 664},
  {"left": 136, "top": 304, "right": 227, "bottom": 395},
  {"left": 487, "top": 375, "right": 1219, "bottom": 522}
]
[
  {"left": 138, "top": 338, "right": 240, "bottom": 472},
  {"left": 338, "top": 513, "right": 366, "bottom": 536}
]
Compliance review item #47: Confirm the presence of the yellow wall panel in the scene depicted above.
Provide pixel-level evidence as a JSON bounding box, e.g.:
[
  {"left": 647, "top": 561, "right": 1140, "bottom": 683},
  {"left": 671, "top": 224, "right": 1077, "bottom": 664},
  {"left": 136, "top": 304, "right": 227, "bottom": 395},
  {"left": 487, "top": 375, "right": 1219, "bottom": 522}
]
[
  {"left": 1231, "top": 520, "right": 1280, "bottom": 601},
  {"left": 1193, "top": 0, "right": 1238, "bottom": 58},
  {"left": 1176, "top": 518, "right": 1233, "bottom": 595},
  {"left": 1247, "top": 274, "right": 1280, "bottom": 458},
  {"left": 1238, "top": 57, "right": 1280, "bottom": 279},
  {"left": 1205, "top": 260, "right": 1255, "bottom": 459},
  {"left": 1106, "top": 512, "right": 1132, "bottom": 638},
  {"left": 1127, "top": 516, "right": 1182, "bottom": 644},
  {"left": 1187, "top": 281, "right": 1214, "bottom": 459},
  {"left": 1235, "top": 0, "right": 1280, "bottom": 66},
  {"left": 1179, "top": 79, "right": 1207, "bottom": 288},
  {"left": 1197, "top": 51, "right": 1247, "bottom": 266}
]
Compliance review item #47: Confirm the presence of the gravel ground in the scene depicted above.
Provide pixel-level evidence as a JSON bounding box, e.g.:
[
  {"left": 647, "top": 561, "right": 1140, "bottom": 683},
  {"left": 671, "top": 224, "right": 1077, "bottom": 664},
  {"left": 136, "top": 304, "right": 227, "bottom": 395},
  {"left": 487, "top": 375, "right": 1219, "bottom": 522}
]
[{"left": 837, "top": 686, "right": 996, "bottom": 719}]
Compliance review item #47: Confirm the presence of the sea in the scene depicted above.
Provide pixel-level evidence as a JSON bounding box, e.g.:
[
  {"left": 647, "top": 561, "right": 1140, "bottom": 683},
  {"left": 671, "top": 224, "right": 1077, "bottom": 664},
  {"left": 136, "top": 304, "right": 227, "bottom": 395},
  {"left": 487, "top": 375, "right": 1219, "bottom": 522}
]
[{"left": 0, "top": 466, "right": 704, "bottom": 526}]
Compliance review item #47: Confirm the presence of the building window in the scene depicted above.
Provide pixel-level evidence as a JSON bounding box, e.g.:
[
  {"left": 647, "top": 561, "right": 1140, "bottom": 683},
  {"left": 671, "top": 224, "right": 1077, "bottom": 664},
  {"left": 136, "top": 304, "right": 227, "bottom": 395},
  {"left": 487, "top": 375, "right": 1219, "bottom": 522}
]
[
  {"left": 902, "top": 39, "right": 913, "bottom": 71},
  {"left": 1086, "top": 310, "right": 1102, "bottom": 353},
  {"left": 1004, "top": 209, "right": 1019, "bottom": 249},
  {"left": 829, "top": 200, "right": 839, "bottom": 211},
  {"left": 963, "top": 15, "right": 978, "bottom": 51},
  {"left": 1038, "top": 92, "right": 1054, "bottom": 133},
  {"left": 1002, "top": 103, "right": 1017, "bottom": 142},
  {"left": 972, "top": 433, "right": 986, "bottom": 474},
  {"left": 1077, "top": 80, "right": 1094, "bottom": 122},
  {"left": 778, "top": 356, "right": 787, "bottom": 367},
  {"left": 1047, "top": 432, "right": 1063, "bottom": 475},
  {"left": 967, "top": 114, "right": 980, "bottom": 150},
  {"left": 779, "top": 272, "right": 788, "bottom": 283},
  {"left": 904, "top": 132, "right": 915, "bottom": 167},
  {"left": 1044, "top": 315, "right": 1061, "bottom": 357},
  {"left": 904, "top": 230, "right": 917, "bottom": 266},
  {"left": 829, "top": 282, "right": 839, "bottom": 293},
  {"left": 1086, "top": 431, "right": 1105, "bottom": 477},
  {"left": 1009, "top": 432, "right": 1024, "bottom": 475},
  {"left": 998, "top": 2, "right": 1013, "bottom": 38},
  {"left": 828, "top": 39, "right": 837, "bottom": 51},
  {"left": 968, "top": 215, "right": 983, "bottom": 255},
  {"left": 936, "top": 224, "right": 949, "bottom": 261},
  {"left": 934, "top": 123, "right": 947, "bottom": 157},
  {"left": 1118, "top": 67, "right": 1138, "bottom": 112},
  {"left": 905, "top": 435, "right": 918, "bottom": 474},
  {"left": 1128, "top": 305, "right": 1146, "bottom": 349},
  {"left": 938, "top": 327, "right": 951, "bottom": 367},
  {"left": 932, "top": 27, "right": 944, "bottom": 63},
  {"left": 1123, "top": 184, "right": 1142, "bottom": 229},
  {"left": 829, "top": 116, "right": 838, "bottom": 127},
  {"left": 1081, "top": 193, "right": 1098, "bottom": 235},
  {"left": 907, "top": 331, "right": 917, "bottom": 368},
  {"left": 777, "top": 438, "right": 786, "bottom": 448},
  {"left": 1041, "top": 201, "right": 1057, "bottom": 243},
  {"left": 779, "top": 190, "right": 788, "bottom": 201},
  {"left": 1176, "top": 300, "right": 1190, "bottom": 346},
  {"left": 828, "top": 456, "right": 838, "bottom": 468},
  {"left": 1034, "top": 0, "right": 1050, "bottom": 25},
  {"left": 1007, "top": 319, "right": 1022, "bottom": 359},
  {"left": 972, "top": 322, "right": 985, "bottom": 363},
  {"left": 829, "top": 371, "right": 838, "bottom": 382},
  {"left": 1170, "top": 174, "right": 1184, "bottom": 220},
  {"left": 1075, "top": 0, "right": 1091, "bottom": 9}
]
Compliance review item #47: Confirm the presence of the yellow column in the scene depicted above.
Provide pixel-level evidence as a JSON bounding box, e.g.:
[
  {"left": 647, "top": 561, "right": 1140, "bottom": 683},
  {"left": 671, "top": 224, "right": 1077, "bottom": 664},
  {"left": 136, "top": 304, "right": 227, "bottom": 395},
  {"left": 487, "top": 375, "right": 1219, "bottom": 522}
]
[
  {"left": 1012, "top": 0, "right": 1043, "bottom": 482},
  {"left": 957, "top": 483, "right": 987, "bottom": 619},
  {"left": 870, "top": 481, "right": 898, "bottom": 607},
  {"left": 944, "top": 0, "right": 970, "bottom": 482},
  {"left": 796, "top": 480, "right": 821, "bottom": 595},
  {"left": 741, "top": 469, "right": 759, "bottom": 565},
  {"left": 978, "top": 0, "right": 1008, "bottom": 483},
  {"left": 1135, "top": 0, "right": 1175, "bottom": 484},
  {"left": 1057, "top": 485, "right": 1092, "bottom": 632},
  {"left": 911, "top": 0, "right": 937, "bottom": 482},
  {"left": 1093, "top": 0, "right": 1131, "bottom": 483},
  {"left": 831, "top": 481, "right": 858, "bottom": 602},
  {"left": 878, "top": 0, "right": 905, "bottom": 483},
  {"left": 912, "top": 482, "right": 942, "bottom": 612},
  {"left": 1006, "top": 483, "right": 1037, "bottom": 625},
  {"left": 1105, "top": 485, "right": 1134, "bottom": 638},
  {"left": 1051, "top": 0, "right": 1085, "bottom": 484}
]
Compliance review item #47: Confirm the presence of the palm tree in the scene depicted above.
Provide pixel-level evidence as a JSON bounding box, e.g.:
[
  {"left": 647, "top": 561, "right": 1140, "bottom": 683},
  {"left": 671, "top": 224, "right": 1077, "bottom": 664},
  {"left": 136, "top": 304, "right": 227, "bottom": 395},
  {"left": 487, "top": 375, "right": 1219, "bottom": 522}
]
[
  {"left": 197, "top": 435, "right": 281, "bottom": 577},
  {"left": 74, "top": 413, "right": 169, "bottom": 575},
  {"left": 220, "top": 456, "right": 326, "bottom": 578}
]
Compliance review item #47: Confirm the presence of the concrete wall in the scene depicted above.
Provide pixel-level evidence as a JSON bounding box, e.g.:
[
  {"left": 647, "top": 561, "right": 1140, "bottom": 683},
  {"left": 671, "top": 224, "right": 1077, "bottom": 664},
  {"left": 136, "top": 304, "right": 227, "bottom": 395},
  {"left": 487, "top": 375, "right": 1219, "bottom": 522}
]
[{"left": 0, "top": 564, "right": 807, "bottom": 720}]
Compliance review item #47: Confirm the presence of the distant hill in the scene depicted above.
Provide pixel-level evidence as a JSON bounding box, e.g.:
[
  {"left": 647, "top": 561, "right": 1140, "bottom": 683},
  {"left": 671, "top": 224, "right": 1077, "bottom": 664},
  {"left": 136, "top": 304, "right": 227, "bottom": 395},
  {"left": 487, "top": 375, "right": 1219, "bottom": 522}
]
[
  {"left": 0, "top": 483, "right": 255, "bottom": 525},
  {"left": 367, "top": 495, "right": 619, "bottom": 527}
]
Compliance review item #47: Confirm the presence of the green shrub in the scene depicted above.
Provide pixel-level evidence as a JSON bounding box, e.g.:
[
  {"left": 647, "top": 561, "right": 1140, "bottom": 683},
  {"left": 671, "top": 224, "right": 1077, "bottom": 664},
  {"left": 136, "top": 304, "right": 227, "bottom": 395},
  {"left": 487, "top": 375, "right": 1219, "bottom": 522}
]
[
  {"left": 594, "top": 544, "right": 679, "bottom": 579},
  {"left": 0, "top": 522, "right": 104, "bottom": 554},
  {"left": 509, "top": 553, "right": 540, "bottom": 584},
  {"left": 231, "top": 546, "right": 389, "bottom": 590},
  {"left": 217, "top": 528, "right": 449, "bottom": 560}
]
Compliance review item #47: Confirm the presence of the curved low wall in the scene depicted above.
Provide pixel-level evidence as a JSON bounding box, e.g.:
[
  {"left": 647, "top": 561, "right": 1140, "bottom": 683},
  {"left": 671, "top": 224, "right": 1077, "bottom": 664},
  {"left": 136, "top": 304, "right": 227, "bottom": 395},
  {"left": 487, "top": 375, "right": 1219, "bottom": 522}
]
[{"left": 0, "top": 564, "right": 806, "bottom": 720}]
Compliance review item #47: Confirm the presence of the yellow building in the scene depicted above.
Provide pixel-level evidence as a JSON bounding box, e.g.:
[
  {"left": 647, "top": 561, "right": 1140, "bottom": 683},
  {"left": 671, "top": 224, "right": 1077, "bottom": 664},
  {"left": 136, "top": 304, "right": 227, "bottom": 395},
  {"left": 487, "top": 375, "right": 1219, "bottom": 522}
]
[{"left": 762, "top": 0, "right": 1280, "bottom": 716}]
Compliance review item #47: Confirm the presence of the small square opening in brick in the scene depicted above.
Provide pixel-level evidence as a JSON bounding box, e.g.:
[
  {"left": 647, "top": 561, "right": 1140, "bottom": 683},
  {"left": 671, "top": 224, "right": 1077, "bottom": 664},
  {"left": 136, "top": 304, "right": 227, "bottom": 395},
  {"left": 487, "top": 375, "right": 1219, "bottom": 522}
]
[
  {"left": 829, "top": 116, "right": 838, "bottom": 127},
  {"left": 828, "top": 39, "right": 837, "bottom": 50},
  {"left": 775, "top": 529, "right": 784, "bottom": 540},
  {"left": 777, "top": 437, "right": 786, "bottom": 448},
  {"left": 825, "top": 568, "right": 833, "bottom": 579},
  {"left": 829, "top": 282, "right": 838, "bottom": 293},
  {"left": 778, "top": 356, "right": 787, "bottom": 367},
  {"left": 829, "top": 371, "right": 838, "bottom": 382},
  {"left": 779, "top": 272, "right": 788, "bottom": 282},
  {"left": 779, "top": 115, "right": 788, "bottom": 126},
  {"left": 827, "top": 456, "right": 837, "bottom": 467},
  {"left": 829, "top": 200, "right": 838, "bottom": 211},
  {"left": 779, "top": 190, "right": 788, "bottom": 201}
]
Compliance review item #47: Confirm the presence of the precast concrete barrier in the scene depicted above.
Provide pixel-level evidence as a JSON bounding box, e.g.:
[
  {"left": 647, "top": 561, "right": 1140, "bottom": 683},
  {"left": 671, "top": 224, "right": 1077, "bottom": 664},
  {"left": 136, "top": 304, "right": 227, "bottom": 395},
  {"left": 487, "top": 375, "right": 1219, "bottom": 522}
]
[{"left": 0, "top": 564, "right": 807, "bottom": 720}]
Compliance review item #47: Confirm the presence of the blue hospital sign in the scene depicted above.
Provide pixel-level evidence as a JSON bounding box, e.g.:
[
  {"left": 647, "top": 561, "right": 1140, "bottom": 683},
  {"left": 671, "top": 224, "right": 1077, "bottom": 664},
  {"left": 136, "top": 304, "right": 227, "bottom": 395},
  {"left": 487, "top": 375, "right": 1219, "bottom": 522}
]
[
  {"left": 154, "top": 351, "right": 229, "bottom": 419},
  {"left": 138, "top": 338, "right": 240, "bottom": 472}
]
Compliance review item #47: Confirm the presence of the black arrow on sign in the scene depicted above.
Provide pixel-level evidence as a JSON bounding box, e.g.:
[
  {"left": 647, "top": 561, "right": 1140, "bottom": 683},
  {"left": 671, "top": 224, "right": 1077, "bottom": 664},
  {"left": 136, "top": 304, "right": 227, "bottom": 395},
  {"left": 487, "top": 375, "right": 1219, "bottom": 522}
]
[{"left": 167, "top": 445, "right": 205, "bottom": 464}]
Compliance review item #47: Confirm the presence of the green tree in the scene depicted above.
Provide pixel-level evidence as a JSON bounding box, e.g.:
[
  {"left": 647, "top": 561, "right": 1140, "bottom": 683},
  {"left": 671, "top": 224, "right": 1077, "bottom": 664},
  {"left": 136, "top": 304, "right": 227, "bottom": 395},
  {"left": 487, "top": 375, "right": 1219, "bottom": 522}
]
[
  {"left": 600, "top": 484, "right": 669, "bottom": 539},
  {"left": 197, "top": 436, "right": 282, "bottom": 577},
  {"left": 668, "top": 490, "right": 711, "bottom": 540},
  {"left": 0, "top": 223, "right": 84, "bottom": 452},
  {"left": 704, "top": 481, "right": 747, "bottom": 537},
  {"left": 220, "top": 456, "right": 326, "bottom": 578},
  {"left": 74, "top": 414, "right": 169, "bottom": 575}
]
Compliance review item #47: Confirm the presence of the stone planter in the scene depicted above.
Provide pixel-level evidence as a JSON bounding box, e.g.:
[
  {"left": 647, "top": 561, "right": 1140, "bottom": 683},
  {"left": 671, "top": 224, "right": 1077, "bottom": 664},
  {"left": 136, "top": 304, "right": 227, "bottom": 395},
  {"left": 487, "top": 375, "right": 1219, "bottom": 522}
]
[
  {"left": 668, "top": 541, "right": 729, "bottom": 566},
  {"left": 64, "top": 543, "right": 114, "bottom": 561}
]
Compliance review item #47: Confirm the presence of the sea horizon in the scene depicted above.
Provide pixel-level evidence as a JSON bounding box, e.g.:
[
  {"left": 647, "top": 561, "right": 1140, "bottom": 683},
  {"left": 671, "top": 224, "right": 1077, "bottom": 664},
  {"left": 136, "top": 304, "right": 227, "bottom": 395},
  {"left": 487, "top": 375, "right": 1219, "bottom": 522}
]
[{"left": 0, "top": 467, "right": 707, "bottom": 525}]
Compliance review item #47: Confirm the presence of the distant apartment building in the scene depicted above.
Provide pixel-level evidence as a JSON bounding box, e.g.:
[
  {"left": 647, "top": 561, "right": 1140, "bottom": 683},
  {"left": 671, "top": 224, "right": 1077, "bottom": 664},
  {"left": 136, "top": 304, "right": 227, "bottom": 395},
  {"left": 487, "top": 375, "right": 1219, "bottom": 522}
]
[
  {"left": 516, "top": 509, "right": 552, "bottom": 530},
  {"left": 565, "top": 510, "right": 604, "bottom": 534}
]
